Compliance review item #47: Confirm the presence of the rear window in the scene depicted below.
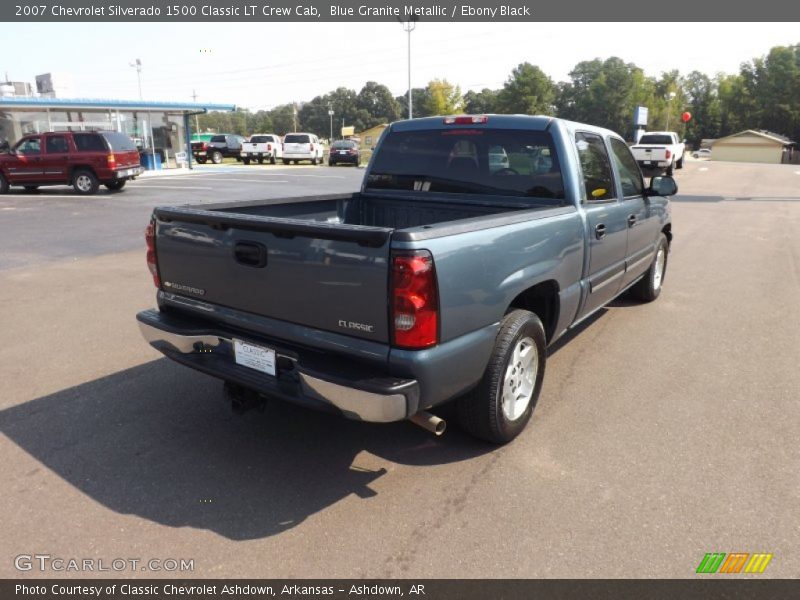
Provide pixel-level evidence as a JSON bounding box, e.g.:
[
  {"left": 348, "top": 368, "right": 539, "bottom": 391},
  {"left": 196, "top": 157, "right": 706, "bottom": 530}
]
[
  {"left": 250, "top": 136, "right": 271, "bottom": 143},
  {"left": 366, "top": 128, "right": 566, "bottom": 203},
  {"left": 100, "top": 132, "right": 137, "bottom": 152},
  {"left": 638, "top": 135, "right": 674, "bottom": 145},
  {"left": 332, "top": 141, "right": 356, "bottom": 149},
  {"left": 72, "top": 133, "right": 108, "bottom": 152},
  {"left": 210, "top": 135, "right": 226, "bottom": 142},
  {"left": 284, "top": 134, "right": 310, "bottom": 144}
]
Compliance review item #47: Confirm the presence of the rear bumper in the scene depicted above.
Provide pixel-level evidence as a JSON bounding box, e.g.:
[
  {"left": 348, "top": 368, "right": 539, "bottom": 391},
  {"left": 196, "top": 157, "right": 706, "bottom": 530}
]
[
  {"left": 329, "top": 154, "right": 358, "bottom": 163},
  {"left": 114, "top": 166, "right": 142, "bottom": 179},
  {"left": 240, "top": 151, "right": 273, "bottom": 158},
  {"left": 136, "top": 309, "right": 418, "bottom": 422},
  {"left": 637, "top": 160, "right": 670, "bottom": 168}
]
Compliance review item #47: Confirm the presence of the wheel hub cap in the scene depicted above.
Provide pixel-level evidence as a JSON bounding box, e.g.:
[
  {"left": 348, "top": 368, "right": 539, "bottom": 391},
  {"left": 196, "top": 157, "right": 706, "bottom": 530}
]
[
  {"left": 77, "top": 176, "right": 91, "bottom": 191},
  {"left": 502, "top": 336, "right": 537, "bottom": 421}
]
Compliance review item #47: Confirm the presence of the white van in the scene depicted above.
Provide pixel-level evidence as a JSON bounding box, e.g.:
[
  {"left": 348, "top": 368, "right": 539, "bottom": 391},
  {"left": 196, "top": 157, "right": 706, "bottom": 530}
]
[{"left": 282, "top": 133, "right": 324, "bottom": 165}]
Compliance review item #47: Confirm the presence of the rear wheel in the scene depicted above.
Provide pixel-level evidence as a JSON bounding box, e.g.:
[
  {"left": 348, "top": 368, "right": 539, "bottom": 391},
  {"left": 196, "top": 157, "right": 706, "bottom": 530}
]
[
  {"left": 457, "top": 309, "right": 546, "bottom": 444},
  {"left": 72, "top": 169, "right": 99, "bottom": 195},
  {"left": 676, "top": 155, "right": 684, "bottom": 169},
  {"left": 282, "top": 159, "right": 290, "bottom": 165},
  {"left": 257, "top": 157, "right": 264, "bottom": 165},
  {"left": 242, "top": 158, "right": 251, "bottom": 165},
  {"left": 211, "top": 151, "right": 223, "bottom": 164},
  {"left": 270, "top": 155, "right": 276, "bottom": 165},
  {"left": 0, "top": 172, "right": 8, "bottom": 194},
  {"left": 666, "top": 161, "right": 674, "bottom": 176},
  {"left": 105, "top": 180, "right": 126, "bottom": 191},
  {"left": 630, "top": 234, "right": 669, "bottom": 302},
  {"left": 328, "top": 160, "right": 334, "bottom": 167},
  {"left": 196, "top": 157, "right": 207, "bottom": 164},
  {"left": 311, "top": 156, "right": 318, "bottom": 165}
]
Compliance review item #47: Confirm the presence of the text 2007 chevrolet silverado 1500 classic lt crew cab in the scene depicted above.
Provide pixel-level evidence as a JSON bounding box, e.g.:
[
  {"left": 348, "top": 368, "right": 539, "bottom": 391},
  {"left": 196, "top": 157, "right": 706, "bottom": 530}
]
[{"left": 137, "top": 115, "right": 676, "bottom": 444}]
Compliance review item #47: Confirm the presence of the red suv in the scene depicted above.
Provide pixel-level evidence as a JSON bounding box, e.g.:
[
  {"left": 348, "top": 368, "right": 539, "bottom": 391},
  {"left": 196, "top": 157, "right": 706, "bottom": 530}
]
[{"left": 0, "top": 131, "right": 142, "bottom": 195}]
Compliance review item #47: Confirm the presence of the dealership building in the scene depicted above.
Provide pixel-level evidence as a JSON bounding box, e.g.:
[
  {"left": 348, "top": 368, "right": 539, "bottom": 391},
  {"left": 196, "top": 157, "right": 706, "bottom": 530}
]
[{"left": 0, "top": 96, "right": 235, "bottom": 167}]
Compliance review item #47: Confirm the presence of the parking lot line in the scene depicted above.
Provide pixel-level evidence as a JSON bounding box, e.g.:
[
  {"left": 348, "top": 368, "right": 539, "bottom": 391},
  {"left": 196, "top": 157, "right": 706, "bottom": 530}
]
[
  {"left": 129, "top": 185, "right": 214, "bottom": 190},
  {"left": 159, "top": 177, "right": 289, "bottom": 184}
]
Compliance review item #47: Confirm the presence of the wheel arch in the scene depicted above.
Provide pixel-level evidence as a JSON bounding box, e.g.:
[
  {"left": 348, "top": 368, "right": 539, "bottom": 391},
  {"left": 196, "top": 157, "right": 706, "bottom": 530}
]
[{"left": 506, "top": 279, "right": 560, "bottom": 344}]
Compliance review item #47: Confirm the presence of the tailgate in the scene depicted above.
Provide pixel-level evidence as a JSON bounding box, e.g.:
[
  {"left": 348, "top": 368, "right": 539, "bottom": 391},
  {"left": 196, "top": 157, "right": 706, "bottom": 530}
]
[
  {"left": 284, "top": 143, "right": 307, "bottom": 154},
  {"left": 241, "top": 143, "right": 259, "bottom": 152},
  {"left": 633, "top": 146, "right": 667, "bottom": 160},
  {"left": 116, "top": 150, "right": 141, "bottom": 169},
  {"left": 152, "top": 207, "right": 393, "bottom": 343}
]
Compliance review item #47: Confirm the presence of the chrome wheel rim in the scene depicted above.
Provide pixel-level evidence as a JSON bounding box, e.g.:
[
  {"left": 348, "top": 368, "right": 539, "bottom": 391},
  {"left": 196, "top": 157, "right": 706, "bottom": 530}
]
[
  {"left": 76, "top": 175, "right": 92, "bottom": 192},
  {"left": 653, "top": 247, "right": 666, "bottom": 290},
  {"left": 502, "top": 336, "right": 537, "bottom": 421}
]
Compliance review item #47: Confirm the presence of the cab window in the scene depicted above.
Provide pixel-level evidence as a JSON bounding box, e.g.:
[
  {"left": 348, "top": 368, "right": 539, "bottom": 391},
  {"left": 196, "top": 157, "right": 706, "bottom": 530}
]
[
  {"left": 16, "top": 137, "right": 41, "bottom": 155},
  {"left": 46, "top": 136, "right": 70, "bottom": 154},
  {"left": 609, "top": 137, "right": 644, "bottom": 197},
  {"left": 575, "top": 132, "right": 616, "bottom": 201}
]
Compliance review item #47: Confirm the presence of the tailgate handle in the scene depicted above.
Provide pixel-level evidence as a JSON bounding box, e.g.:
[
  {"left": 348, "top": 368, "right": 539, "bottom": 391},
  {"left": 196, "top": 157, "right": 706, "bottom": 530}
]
[{"left": 234, "top": 241, "right": 268, "bottom": 268}]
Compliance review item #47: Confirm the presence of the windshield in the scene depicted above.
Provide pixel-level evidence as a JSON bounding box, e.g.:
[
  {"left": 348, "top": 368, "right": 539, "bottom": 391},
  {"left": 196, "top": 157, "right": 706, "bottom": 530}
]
[
  {"left": 284, "top": 134, "right": 310, "bottom": 144},
  {"left": 638, "top": 135, "right": 673, "bottom": 145},
  {"left": 366, "top": 129, "right": 565, "bottom": 202}
]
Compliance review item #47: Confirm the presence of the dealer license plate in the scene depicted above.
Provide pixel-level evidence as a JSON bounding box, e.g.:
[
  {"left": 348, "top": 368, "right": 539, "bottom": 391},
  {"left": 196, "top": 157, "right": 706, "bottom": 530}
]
[
  {"left": 339, "top": 150, "right": 348, "bottom": 155},
  {"left": 643, "top": 161, "right": 651, "bottom": 165},
  {"left": 233, "top": 339, "right": 276, "bottom": 376}
]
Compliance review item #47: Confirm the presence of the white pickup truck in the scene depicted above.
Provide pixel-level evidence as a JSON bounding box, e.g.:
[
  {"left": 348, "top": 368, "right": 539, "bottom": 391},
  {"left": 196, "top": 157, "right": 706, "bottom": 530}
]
[
  {"left": 240, "top": 134, "right": 283, "bottom": 165},
  {"left": 631, "top": 132, "right": 685, "bottom": 175}
]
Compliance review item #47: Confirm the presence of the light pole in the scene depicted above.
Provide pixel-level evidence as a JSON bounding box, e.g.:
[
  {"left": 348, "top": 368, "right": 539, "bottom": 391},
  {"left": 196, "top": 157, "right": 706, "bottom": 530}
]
[
  {"left": 328, "top": 105, "right": 334, "bottom": 142},
  {"left": 129, "top": 58, "right": 142, "bottom": 100},
  {"left": 665, "top": 91, "right": 676, "bottom": 130},
  {"left": 293, "top": 103, "right": 297, "bottom": 133},
  {"left": 398, "top": 16, "right": 417, "bottom": 119}
]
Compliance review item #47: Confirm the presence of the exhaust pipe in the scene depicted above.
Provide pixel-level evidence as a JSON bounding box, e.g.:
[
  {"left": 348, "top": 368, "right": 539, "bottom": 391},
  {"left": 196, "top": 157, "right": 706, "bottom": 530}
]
[{"left": 409, "top": 411, "right": 446, "bottom": 436}]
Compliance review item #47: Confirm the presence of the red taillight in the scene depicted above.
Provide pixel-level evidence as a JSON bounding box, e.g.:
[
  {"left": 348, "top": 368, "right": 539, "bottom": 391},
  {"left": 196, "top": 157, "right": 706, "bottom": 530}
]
[
  {"left": 267, "top": 143, "right": 272, "bottom": 151},
  {"left": 349, "top": 148, "right": 358, "bottom": 155},
  {"left": 665, "top": 149, "right": 672, "bottom": 159},
  {"left": 309, "top": 143, "right": 314, "bottom": 151},
  {"left": 391, "top": 251, "right": 438, "bottom": 349},
  {"left": 202, "top": 142, "right": 209, "bottom": 150},
  {"left": 444, "top": 115, "right": 488, "bottom": 125},
  {"left": 145, "top": 221, "right": 160, "bottom": 288},
  {"left": 107, "top": 153, "right": 116, "bottom": 169}
]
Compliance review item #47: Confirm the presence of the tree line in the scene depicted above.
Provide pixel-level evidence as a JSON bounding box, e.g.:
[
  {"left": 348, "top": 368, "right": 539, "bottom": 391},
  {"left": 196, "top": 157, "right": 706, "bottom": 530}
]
[{"left": 197, "top": 42, "right": 800, "bottom": 148}]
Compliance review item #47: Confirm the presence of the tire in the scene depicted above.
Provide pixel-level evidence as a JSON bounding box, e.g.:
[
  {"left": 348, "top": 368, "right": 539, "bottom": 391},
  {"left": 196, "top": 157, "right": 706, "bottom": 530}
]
[
  {"left": 270, "top": 155, "right": 276, "bottom": 165},
  {"left": 311, "top": 156, "right": 318, "bottom": 165},
  {"left": 196, "top": 157, "right": 207, "bottom": 164},
  {"left": 105, "top": 180, "right": 126, "bottom": 191},
  {"left": 630, "top": 233, "right": 669, "bottom": 302},
  {"left": 676, "top": 155, "right": 684, "bottom": 169},
  {"left": 72, "top": 169, "right": 99, "bottom": 195},
  {"left": 242, "top": 158, "right": 251, "bottom": 165},
  {"left": 211, "top": 151, "right": 223, "bottom": 164},
  {"left": 257, "top": 158, "right": 264, "bottom": 165},
  {"left": 328, "top": 160, "right": 334, "bottom": 167},
  {"left": 457, "top": 309, "right": 547, "bottom": 444},
  {"left": 666, "top": 161, "right": 674, "bottom": 176},
  {"left": 0, "top": 172, "right": 8, "bottom": 194},
  {"left": 24, "top": 185, "right": 39, "bottom": 193}
]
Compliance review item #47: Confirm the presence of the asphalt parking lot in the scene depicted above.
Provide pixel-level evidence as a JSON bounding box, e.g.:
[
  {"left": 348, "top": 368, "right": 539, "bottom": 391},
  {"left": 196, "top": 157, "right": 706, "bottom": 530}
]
[{"left": 0, "top": 160, "right": 798, "bottom": 578}]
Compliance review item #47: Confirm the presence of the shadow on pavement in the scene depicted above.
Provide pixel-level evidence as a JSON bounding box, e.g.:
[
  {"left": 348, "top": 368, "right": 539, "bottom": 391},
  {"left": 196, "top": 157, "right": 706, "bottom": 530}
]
[
  {"left": 670, "top": 194, "right": 799, "bottom": 203},
  {"left": 0, "top": 359, "right": 491, "bottom": 541}
]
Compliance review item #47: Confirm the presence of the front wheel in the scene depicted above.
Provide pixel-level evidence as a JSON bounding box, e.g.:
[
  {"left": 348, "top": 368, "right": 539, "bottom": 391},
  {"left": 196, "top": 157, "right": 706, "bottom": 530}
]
[
  {"left": 457, "top": 310, "right": 546, "bottom": 444},
  {"left": 105, "top": 180, "right": 126, "bottom": 191},
  {"left": 196, "top": 157, "right": 207, "bottom": 164},
  {"left": 211, "top": 151, "right": 223, "bottom": 164},
  {"left": 666, "top": 161, "right": 674, "bottom": 176},
  {"left": 72, "top": 169, "right": 99, "bottom": 195},
  {"left": 24, "top": 185, "right": 39, "bottom": 193},
  {"left": 242, "top": 158, "right": 251, "bottom": 165},
  {"left": 282, "top": 159, "right": 290, "bottom": 165},
  {"left": 311, "top": 156, "right": 318, "bottom": 165},
  {"left": 630, "top": 233, "right": 669, "bottom": 302}
]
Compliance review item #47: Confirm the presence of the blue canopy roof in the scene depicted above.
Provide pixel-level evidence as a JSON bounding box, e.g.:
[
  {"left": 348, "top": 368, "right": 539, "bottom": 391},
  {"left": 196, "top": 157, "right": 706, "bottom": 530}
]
[{"left": 0, "top": 97, "right": 236, "bottom": 112}]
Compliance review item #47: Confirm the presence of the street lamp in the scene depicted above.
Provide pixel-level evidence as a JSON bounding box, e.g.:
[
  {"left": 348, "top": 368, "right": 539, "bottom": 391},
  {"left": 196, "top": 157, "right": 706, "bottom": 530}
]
[
  {"left": 129, "top": 58, "right": 142, "bottom": 100},
  {"left": 397, "top": 15, "right": 418, "bottom": 120},
  {"left": 665, "top": 91, "right": 677, "bottom": 130},
  {"left": 328, "top": 105, "right": 334, "bottom": 142}
]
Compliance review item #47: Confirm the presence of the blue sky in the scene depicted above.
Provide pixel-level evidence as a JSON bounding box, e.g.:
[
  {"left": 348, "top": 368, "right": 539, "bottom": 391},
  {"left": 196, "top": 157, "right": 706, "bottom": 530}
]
[{"left": 3, "top": 22, "right": 798, "bottom": 109}]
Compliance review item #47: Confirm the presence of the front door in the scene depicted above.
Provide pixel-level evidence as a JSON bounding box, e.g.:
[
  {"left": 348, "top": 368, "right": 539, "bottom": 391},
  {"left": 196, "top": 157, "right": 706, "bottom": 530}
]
[
  {"left": 575, "top": 131, "right": 629, "bottom": 319},
  {"left": 6, "top": 136, "right": 43, "bottom": 184},
  {"left": 608, "top": 137, "right": 662, "bottom": 288}
]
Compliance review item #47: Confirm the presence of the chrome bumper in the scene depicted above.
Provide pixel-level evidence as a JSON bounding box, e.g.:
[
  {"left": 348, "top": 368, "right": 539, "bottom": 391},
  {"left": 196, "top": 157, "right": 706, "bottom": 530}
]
[{"left": 137, "top": 320, "right": 410, "bottom": 423}]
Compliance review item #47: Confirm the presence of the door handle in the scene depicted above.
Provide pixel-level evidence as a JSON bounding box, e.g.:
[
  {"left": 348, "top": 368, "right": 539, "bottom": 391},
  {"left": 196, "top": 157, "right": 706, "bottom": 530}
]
[
  {"left": 234, "top": 241, "right": 268, "bottom": 268},
  {"left": 595, "top": 223, "right": 606, "bottom": 240},
  {"left": 627, "top": 214, "right": 637, "bottom": 227}
]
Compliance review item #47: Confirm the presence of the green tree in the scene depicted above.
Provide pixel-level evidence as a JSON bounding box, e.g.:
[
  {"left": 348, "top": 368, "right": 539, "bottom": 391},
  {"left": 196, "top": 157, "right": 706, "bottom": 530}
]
[
  {"left": 463, "top": 88, "right": 499, "bottom": 114},
  {"left": 269, "top": 104, "right": 298, "bottom": 135},
  {"left": 396, "top": 88, "right": 432, "bottom": 118},
  {"left": 422, "top": 79, "right": 463, "bottom": 116},
  {"left": 681, "top": 71, "right": 720, "bottom": 147},
  {"left": 357, "top": 81, "right": 401, "bottom": 127},
  {"left": 496, "top": 62, "right": 556, "bottom": 116}
]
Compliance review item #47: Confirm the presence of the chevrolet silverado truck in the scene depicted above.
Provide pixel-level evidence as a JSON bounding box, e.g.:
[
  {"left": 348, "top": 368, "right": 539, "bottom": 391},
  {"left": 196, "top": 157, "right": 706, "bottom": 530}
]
[
  {"left": 137, "top": 115, "right": 676, "bottom": 444},
  {"left": 240, "top": 134, "right": 283, "bottom": 165},
  {"left": 630, "top": 131, "right": 685, "bottom": 175}
]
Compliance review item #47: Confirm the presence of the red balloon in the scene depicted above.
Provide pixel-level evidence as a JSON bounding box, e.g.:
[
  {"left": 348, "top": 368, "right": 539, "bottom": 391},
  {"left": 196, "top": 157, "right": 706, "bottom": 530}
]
[{"left": 681, "top": 111, "right": 692, "bottom": 123}]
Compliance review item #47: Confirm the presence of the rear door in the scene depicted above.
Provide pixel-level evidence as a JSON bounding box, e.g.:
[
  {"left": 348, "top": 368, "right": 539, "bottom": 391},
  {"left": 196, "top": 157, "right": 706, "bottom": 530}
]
[
  {"left": 575, "top": 131, "right": 629, "bottom": 318},
  {"left": 608, "top": 137, "right": 662, "bottom": 287},
  {"left": 41, "top": 134, "right": 71, "bottom": 182},
  {"left": 6, "top": 136, "right": 43, "bottom": 183}
]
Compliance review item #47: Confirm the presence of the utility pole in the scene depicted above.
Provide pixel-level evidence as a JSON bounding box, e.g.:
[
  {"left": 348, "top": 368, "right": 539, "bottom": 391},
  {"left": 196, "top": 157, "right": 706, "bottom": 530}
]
[
  {"left": 665, "top": 91, "right": 677, "bottom": 130},
  {"left": 328, "top": 104, "right": 334, "bottom": 142},
  {"left": 293, "top": 103, "right": 297, "bottom": 132},
  {"left": 191, "top": 89, "right": 200, "bottom": 132},
  {"left": 398, "top": 16, "right": 417, "bottom": 119}
]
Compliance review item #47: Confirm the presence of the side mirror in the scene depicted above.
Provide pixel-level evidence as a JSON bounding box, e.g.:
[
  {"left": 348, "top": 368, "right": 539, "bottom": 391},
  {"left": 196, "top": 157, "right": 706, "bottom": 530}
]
[{"left": 648, "top": 175, "right": 678, "bottom": 197}]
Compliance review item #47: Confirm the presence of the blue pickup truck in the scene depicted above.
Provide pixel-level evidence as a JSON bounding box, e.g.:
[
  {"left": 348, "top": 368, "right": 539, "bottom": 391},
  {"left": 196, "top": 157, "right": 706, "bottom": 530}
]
[{"left": 137, "top": 115, "right": 676, "bottom": 444}]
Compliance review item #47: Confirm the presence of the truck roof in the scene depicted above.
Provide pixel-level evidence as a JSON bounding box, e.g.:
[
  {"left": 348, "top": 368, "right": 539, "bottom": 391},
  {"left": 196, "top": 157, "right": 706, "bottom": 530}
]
[{"left": 390, "top": 114, "right": 623, "bottom": 140}]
